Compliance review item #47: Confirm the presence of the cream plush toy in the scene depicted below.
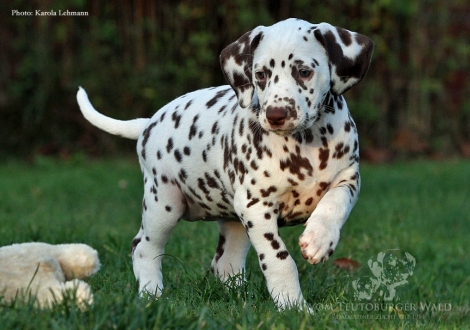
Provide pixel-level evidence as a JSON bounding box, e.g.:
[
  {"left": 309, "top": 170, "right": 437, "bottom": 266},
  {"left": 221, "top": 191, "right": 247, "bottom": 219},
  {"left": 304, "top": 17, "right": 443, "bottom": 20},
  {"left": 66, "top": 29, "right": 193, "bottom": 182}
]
[{"left": 0, "top": 242, "right": 100, "bottom": 308}]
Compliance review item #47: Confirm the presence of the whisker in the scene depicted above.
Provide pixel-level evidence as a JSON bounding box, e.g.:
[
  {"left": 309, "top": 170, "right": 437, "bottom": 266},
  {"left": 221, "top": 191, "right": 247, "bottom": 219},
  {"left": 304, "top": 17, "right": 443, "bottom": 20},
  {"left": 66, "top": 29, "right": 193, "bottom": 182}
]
[
  {"left": 248, "top": 117, "right": 265, "bottom": 137},
  {"left": 318, "top": 104, "right": 336, "bottom": 112}
]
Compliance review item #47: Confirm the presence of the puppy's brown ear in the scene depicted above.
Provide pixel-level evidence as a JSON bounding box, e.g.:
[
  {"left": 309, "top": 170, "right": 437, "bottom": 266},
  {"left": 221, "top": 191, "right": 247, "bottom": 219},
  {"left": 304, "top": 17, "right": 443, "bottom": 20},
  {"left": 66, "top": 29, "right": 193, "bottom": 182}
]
[
  {"left": 314, "top": 23, "right": 374, "bottom": 95},
  {"left": 220, "top": 26, "right": 265, "bottom": 108}
]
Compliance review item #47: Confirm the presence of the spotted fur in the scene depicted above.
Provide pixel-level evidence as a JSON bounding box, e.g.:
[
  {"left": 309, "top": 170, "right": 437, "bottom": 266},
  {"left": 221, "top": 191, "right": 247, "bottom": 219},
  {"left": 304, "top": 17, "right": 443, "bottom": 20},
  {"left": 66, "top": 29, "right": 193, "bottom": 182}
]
[{"left": 77, "top": 18, "right": 373, "bottom": 310}]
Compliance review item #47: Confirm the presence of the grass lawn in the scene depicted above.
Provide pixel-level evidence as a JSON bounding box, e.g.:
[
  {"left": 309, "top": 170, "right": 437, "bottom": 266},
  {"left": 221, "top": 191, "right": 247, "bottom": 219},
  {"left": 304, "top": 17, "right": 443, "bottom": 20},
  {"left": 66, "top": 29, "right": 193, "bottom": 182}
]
[{"left": 0, "top": 157, "right": 469, "bottom": 329}]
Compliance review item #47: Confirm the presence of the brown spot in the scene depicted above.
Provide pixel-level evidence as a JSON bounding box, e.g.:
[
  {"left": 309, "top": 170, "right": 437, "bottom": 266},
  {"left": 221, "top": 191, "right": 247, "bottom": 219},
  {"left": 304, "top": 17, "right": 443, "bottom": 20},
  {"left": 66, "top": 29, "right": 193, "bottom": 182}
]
[
  {"left": 184, "top": 100, "right": 193, "bottom": 110},
  {"left": 206, "top": 89, "right": 230, "bottom": 108},
  {"left": 216, "top": 203, "right": 227, "bottom": 210},
  {"left": 271, "top": 240, "right": 280, "bottom": 250},
  {"left": 140, "top": 122, "right": 157, "bottom": 160},
  {"left": 211, "top": 121, "right": 219, "bottom": 134},
  {"left": 305, "top": 197, "right": 314, "bottom": 206},
  {"left": 320, "top": 181, "right": 330, "bottom": 191},
  {"left": 280, "top": 146, "right": 314, "bottom": 180},
  {"left": 171, "top": 111, "right": 182, "bottom": 129},
  {"left": 197, "top": 178, "right": 210, "bottom": 195},
  {"left": 246, "top": 198, "right": 260, "bottom": 208},
  {"left": 336, "top": 26, "right": 353, "bottom": 46},
  {"left": 327, "top": 123, "right": 334, "bottom": 134},
  {"left": 238, "top": 119, "right": 245, "bottom": 136},
  {"left": 178, "top": 169, "right": 187, "bottom": 183},
  {"left": 264, "top": 232, "right": 274, "bottom": 241},
  {"left": 333, "top": 143, "right": 350, "bottom": 159},
  {"left": 276, "top": 251, "right": 289, "bottom": 260},
  {"left": 174, "top": 149, "right": 182, "bottom": 163},
  {"left": 188, "top": 115, "right": 199, "bottom": 140},
  {"left": 260, "top": 186, "right": 277, "bottom": 197},
  {"left": 285, "top": 211, "right": 303, "bottom": 220},
  {"left": 287, "top": 178, "right": 299, "bottom": 186},
  {"left": 215, "top": 234, "right": 226, "bottom": 262},
  {"left": 228, "top": 170, "right": 235, "bottom": 184},
  {"left": 198, "top": 202, "right": 211, "bottom": 210},
  {"left": 205, "top": 173, "right": 219, "bottom": 189},
  {"left": 166, "top": 138, "right": 174, "bottom": 153},
  {"left": 319, "top": 148, "right": 330, "bottom": 170}
]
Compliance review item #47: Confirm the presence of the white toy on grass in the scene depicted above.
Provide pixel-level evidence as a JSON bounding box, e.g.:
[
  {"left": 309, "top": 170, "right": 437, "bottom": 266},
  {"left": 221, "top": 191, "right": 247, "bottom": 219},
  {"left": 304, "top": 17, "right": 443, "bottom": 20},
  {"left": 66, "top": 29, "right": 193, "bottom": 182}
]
[{"left": 0, "top": 242, "right": 100, "bottom": 308}]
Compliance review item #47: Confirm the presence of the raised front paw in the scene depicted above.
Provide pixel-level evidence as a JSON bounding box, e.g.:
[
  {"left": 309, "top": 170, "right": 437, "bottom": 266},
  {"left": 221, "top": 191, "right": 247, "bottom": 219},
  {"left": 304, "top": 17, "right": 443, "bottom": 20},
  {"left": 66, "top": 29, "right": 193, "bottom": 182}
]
[{"left": 298, "top": 224, "right": 340, "bottom": 265}]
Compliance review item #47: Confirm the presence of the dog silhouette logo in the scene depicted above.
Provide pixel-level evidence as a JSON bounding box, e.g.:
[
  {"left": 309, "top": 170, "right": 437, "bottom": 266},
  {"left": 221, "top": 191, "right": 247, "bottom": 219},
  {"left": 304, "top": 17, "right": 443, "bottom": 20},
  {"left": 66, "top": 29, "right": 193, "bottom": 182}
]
[{"left": 352, "top": 250, "right": 416, "bottom": 301}]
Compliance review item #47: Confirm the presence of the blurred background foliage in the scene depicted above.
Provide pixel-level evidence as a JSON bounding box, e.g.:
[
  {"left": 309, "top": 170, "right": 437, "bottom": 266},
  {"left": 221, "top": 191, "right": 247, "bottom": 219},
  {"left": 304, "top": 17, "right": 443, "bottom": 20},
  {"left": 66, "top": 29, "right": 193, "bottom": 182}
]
[{"left": 1, "top": 0, "right": 469, "bottom": 161}]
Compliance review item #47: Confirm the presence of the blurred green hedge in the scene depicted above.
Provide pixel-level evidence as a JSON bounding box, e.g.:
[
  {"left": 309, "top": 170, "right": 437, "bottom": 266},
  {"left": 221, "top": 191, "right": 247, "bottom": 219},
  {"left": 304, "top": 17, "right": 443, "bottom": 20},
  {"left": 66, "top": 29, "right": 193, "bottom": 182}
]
[{"left": 1, "top": 0, "right": 469, "bottom": 160}]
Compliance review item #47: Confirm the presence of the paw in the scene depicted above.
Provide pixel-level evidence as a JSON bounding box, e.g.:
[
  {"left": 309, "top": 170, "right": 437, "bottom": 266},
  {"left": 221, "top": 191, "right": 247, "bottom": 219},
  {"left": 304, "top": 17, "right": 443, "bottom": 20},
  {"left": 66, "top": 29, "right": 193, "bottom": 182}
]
[
  {"left": 298, "top": 224, "right": 339, "bottom": 265},
  {"left": 138, "top": 281, "right": 163, "bottom": 299}
]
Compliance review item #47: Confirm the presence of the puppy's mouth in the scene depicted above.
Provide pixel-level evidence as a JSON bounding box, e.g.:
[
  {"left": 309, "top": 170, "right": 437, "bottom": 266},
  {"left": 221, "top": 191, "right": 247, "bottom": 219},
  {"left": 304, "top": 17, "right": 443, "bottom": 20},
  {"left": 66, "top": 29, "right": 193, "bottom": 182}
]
[
  {"left": 264, "top": 115, "right": 319, "bottom": 137},
  {"left": 269, "top": 127, "right": 297, "bottom": 136}
]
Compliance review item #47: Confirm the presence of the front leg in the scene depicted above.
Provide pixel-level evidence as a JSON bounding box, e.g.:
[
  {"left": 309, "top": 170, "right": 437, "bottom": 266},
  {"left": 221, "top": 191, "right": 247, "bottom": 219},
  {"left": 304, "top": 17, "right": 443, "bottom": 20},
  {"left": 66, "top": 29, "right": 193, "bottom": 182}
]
[
  {"left": 234, "top": 190, "right": 305, "bottom": 310},
  {"left": 299, "top": 170, "right": 360, "bottom": 264}
]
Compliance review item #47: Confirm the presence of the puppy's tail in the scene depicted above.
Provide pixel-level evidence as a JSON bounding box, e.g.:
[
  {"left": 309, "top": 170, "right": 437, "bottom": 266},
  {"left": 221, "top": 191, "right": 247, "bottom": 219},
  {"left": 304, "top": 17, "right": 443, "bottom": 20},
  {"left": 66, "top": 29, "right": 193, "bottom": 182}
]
[{"left": 77, "top": 87, "right": 149, "bottom": 140}]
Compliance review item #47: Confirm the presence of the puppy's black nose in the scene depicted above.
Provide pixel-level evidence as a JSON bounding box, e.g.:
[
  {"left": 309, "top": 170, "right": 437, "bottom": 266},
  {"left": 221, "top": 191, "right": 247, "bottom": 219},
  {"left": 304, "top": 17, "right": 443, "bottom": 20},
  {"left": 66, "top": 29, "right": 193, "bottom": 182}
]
[{"left": 266, "top": 107, "right": 288, "bottom": 126}]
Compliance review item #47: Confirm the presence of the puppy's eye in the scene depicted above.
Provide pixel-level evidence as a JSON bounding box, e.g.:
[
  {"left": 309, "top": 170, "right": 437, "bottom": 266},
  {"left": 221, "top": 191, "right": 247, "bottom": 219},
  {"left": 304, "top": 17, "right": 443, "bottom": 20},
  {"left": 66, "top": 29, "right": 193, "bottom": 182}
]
[
  {"left": 299, "top": 69, "right": 312, "bottom": 78},
  {"left": 255, "top": 71, "right": 266, "bottom": 80}
]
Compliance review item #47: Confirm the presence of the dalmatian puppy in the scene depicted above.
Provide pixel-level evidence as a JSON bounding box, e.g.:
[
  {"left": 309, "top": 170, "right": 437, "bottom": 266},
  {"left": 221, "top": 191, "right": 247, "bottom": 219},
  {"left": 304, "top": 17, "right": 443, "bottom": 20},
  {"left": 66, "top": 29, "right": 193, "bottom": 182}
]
[{"left": 77, "top": 18, "right": 373, "bottom": 310}]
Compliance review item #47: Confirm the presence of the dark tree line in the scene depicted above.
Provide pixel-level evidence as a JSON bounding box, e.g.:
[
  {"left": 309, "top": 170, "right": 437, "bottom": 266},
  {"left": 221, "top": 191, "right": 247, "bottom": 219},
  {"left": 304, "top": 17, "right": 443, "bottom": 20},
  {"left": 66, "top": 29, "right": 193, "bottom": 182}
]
[{"left": 1, "top": 0, "right": 469, "bottom": 161}]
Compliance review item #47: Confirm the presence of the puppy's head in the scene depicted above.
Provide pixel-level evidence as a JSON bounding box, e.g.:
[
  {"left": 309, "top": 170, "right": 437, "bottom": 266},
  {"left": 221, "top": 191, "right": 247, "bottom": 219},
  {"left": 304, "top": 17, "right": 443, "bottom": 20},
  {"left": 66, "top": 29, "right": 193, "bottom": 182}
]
[{"left": 220, "top": 18, "right": 374, "bottom": 135}]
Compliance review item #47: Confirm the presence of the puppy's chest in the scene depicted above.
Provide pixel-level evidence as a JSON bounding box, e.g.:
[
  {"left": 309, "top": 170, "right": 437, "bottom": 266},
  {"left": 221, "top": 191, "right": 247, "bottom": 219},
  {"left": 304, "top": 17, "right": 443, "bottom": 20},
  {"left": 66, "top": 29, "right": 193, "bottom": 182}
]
[
  {"left": 227, "top": 126, "right": 355, "bottom": 224},
  {"left": 243, "top": 153, "right": 337, "bottom": 225},
  {"left": 274, "top": 181, "right": 328, "bottom": 226}
]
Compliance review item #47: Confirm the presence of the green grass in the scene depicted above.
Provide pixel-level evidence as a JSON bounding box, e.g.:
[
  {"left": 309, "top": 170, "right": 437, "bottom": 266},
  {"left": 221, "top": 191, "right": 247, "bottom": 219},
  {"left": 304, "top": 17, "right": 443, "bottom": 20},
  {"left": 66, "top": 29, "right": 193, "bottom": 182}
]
[{"left": 0, "top": 157, "right": 469, "bottom": 329}]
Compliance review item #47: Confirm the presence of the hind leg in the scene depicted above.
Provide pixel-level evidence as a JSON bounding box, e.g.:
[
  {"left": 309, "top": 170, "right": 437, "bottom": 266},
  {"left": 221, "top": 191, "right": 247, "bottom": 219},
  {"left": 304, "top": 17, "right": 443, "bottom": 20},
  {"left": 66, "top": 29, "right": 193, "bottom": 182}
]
[
  {"left": 211, "top": 220, "right": 251, "bottom": 284},
  {"left": 131, "top": 170, "right": 185, "bottom": 297}
]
